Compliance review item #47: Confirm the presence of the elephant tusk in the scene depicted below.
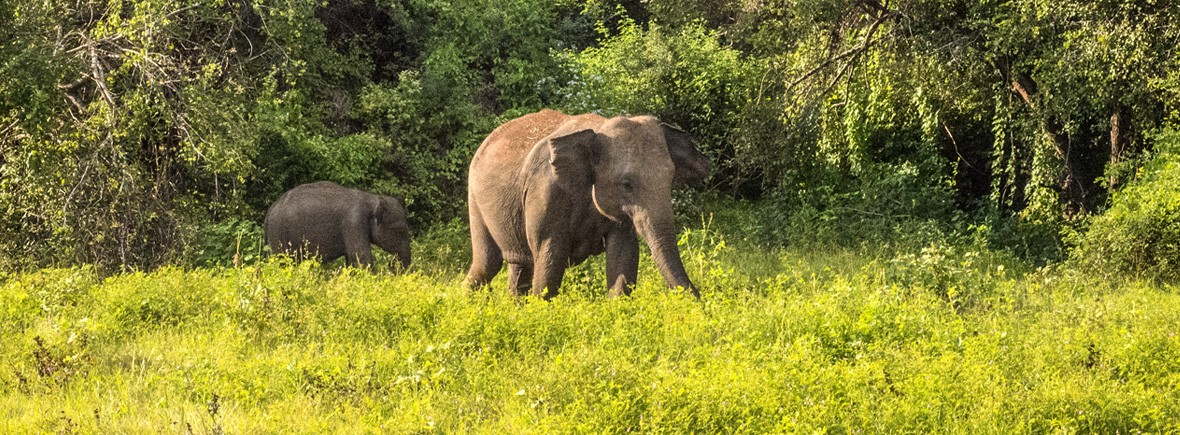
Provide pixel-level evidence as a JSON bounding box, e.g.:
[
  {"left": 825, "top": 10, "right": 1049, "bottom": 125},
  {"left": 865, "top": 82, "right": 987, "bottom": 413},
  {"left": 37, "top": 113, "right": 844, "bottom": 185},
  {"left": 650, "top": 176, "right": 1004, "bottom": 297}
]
[{"left": 591, "top": 185, "right": 622, "bottom": 222}]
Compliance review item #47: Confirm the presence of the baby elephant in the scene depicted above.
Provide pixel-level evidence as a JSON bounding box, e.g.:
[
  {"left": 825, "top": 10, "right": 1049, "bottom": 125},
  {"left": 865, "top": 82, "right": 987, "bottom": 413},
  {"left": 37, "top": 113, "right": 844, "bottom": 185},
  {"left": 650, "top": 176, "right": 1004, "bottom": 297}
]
[{"left": 264, "top": 181, "right": 411, "bottom": 269}]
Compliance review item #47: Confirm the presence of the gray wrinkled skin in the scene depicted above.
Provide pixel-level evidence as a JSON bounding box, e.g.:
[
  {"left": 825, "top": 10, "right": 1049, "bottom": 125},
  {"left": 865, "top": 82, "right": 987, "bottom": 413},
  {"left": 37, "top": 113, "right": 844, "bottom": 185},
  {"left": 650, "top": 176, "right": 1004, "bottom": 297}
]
[
  {"left": 264, "top": 181, "right": 411, "bottom": 269},
  {"left": 466, "top": 109, "right": 710, "bottom": 299}
]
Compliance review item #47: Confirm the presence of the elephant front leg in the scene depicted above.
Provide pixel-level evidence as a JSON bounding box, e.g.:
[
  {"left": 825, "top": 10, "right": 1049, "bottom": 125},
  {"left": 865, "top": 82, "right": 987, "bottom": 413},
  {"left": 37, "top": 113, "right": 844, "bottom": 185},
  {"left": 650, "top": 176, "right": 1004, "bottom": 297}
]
[
  {"left": 507, "top": 263, "right": 533, "bottom": 296},
  {"left": 530, "top": 239, "right": 569, "bottom": 300},
  {"left": 605, "top": 223, "right": 639, "bottom": 297},
  {"left": 343, "top": 221, "right": 375, "bottom": 269},
  {"left": 347, "top": 249, "right": 374, "bottom": 269}
]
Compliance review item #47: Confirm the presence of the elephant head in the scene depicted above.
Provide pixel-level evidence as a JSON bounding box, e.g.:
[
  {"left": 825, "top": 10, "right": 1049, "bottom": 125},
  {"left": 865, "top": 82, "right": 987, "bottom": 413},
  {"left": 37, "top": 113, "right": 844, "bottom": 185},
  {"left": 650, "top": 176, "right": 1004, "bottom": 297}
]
[
  {"left": 548, "top": 116, "right": 711, "bottom": 295},
  {"left": 370, "top": 195, "right": 412, "bottom": 270}
]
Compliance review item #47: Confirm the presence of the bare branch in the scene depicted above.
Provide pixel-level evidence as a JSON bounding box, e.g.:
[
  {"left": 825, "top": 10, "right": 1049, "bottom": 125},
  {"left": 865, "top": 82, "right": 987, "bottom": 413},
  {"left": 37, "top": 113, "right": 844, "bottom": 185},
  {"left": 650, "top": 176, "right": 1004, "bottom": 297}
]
[
  {"left": 784, "top": 11, "right": 890, "bottom": 99},
  {"left": 88, "top": 41, "right": 116, "bottom": 111},
  {"left": 944, "top": 123, "right": 982, "bottom": 172},
  {"left": 1011, "top": 79, "right": 1036, "bottom": 110}
]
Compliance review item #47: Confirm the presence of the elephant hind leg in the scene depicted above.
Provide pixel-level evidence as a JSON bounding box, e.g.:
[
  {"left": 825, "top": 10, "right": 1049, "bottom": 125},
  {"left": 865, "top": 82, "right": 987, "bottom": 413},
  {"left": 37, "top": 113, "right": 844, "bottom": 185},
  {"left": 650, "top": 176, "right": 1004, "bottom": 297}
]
[{"left": 466, "top": 206, "right": 503, "bottom": 289}]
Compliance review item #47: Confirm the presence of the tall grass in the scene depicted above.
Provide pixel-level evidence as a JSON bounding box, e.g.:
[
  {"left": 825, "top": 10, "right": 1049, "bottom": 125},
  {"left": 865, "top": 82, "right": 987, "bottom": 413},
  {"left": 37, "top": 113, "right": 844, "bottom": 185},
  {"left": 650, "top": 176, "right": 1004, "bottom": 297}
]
[{"left": 2, "top": 217, "right": 1178, "bottom": 432}]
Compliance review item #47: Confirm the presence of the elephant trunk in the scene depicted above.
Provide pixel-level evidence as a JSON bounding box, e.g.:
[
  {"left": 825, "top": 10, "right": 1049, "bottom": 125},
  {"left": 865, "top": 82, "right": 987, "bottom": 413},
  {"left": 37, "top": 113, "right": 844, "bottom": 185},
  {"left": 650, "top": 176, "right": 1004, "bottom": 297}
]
[
  {"left": 395, "top": 244, "right": 412, "bottom": 271},
  {"left": 633, "top": 208, "right": 699, "bottom": 298}
]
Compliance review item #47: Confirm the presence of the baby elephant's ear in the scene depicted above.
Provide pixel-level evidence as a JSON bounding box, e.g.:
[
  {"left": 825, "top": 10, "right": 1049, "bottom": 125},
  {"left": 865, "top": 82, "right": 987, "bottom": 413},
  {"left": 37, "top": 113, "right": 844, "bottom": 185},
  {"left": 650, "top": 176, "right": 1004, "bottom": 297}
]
[
  {"left": 373, "top": 195, "right": 406, "bottom": 226},
  {"left": 661, "top": 124, "right": 711, "bottom": 187},
  {"left": 547, "top": 128, "right": 598, "bottom": 188}
]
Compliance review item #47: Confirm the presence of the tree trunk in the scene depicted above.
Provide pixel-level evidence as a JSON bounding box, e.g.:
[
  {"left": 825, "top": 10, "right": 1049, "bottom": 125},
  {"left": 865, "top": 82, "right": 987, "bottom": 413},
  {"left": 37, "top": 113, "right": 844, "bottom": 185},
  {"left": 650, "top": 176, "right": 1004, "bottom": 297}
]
[
  {"left": 1110, "top": 111, "right": 1122, "bottom": 190},
  {"left": 1011, "top": 74, "right": 1085, "bottom": 217}
]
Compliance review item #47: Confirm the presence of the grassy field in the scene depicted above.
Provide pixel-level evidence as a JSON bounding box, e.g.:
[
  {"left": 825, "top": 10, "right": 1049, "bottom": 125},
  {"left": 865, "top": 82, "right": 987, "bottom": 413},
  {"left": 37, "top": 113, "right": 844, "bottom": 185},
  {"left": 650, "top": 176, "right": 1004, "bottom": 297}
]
[{"left": 2, "top": 218, "right": 1179, "bottom": 433}]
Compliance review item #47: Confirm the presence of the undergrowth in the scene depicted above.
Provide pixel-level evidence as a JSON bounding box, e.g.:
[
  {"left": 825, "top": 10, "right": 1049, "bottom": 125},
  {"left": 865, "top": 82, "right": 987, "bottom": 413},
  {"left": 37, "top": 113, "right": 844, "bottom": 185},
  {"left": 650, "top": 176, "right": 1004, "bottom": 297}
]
[{"left": 1, "top": 214, "right": 1178, "bottom": 433}]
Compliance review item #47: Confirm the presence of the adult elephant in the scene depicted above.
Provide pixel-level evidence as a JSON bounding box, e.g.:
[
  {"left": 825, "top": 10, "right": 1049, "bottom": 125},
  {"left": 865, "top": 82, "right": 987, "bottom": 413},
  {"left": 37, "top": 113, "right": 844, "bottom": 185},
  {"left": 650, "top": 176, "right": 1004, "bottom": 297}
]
[
  {"left": 466, "top": 109, "right": 710, "bottom": 298},
  {"left": 264, "top": 181, "right": 411, "bottom": 269}
]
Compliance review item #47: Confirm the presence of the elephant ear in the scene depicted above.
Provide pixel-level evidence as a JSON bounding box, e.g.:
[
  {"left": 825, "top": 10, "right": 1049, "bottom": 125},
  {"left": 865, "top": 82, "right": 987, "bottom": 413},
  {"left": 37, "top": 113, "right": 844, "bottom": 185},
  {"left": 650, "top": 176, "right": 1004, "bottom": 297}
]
[
  {"left": 661, "top": 124, "right": 711, "bottom": 187},
  {"left": 368, "top": 195, "right": 401, "bottom": 231},
  {"left": 369, "top": 198, "right": 385, "bottom": 233},
  {"left": 374, "top": 196, "right": 406, "bottom": 227},
  {"left": 547, "top": 128, "right": 598, "bottom": 191}
]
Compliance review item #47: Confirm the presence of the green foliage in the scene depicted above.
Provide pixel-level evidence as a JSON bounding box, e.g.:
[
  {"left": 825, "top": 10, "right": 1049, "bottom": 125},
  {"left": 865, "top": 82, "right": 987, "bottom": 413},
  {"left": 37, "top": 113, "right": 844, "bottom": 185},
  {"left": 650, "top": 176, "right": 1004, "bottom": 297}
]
[
  {"left": 189, "top": 218, "right": 266, "bottom": 268},
  {"left": 6, "top": 2, "right": 1180, "bottom": 431},
  {"left": 4, "top": 0, "right": 1180, "bottom": 274},
  {"left": 1071, "top": 130, "right": 1180, "bottom": 281},
  {"left": 568, "top": 20, "right": 751, "bottom": 186},
  {"left": 0, "top": 0, "right": 361, "bottom": 269},
  {"left": 886, "top": 242, "right": 1023, "bottom": 312},
  {"left": 408, "top": 218, "right": 471, "bottom": 276},
  {"left": 354, "top": 69, "right": 487, "bottom": 227}
]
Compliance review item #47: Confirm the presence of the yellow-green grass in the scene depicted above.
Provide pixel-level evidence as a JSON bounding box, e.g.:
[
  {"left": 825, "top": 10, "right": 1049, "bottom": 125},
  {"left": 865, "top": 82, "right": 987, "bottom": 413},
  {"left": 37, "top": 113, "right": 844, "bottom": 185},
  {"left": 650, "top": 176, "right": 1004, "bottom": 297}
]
[{"left": 2, "top": 224, "right": 1178, "bottom": 433}]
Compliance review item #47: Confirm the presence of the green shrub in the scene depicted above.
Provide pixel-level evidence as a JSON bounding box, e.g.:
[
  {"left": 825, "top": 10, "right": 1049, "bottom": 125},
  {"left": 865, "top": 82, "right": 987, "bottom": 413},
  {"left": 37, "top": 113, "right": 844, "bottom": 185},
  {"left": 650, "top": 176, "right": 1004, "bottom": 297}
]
[
  {"left": 354, "top": 69, "right": 487, "bottom": 229},
  {"left": 886, "top": 242, "right": 1016, "bottom": 311},
  {"left": 190, "top": 218, "right": 266, "bottom": 268},
  {"left": 566, "top": 20, "right": 753, "bottom": 186},
  {"left": 1071, "top": 130, "right": 1180, "bottom": 281}
]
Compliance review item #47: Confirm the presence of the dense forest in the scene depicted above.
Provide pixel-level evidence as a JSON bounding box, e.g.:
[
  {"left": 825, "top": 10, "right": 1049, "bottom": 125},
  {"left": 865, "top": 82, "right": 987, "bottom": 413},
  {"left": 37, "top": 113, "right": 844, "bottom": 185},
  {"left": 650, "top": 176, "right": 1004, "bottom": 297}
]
[
  {"left": 2, "top": 0, "right": 1180, "bottom": 277},
  {"left": 6, "top": 1, "right": 1180, "bottom": 431}
]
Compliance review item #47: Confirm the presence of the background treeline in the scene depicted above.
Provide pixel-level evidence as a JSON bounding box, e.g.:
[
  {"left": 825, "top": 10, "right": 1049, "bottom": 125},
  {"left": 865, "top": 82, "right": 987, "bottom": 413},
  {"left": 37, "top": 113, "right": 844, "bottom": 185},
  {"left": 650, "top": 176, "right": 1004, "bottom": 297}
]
[{"left": 2, "top": 0, "right": 1179, "bottom": 277}]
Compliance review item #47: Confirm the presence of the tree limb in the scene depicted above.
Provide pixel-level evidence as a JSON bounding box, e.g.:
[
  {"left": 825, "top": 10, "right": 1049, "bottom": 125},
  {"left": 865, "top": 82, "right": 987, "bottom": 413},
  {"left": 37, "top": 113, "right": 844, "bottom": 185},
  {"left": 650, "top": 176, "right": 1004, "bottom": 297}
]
[
  {"left": 1010, "top": 78, "right": 1036, "bottom": 110},
  {"left": 88, "top": 41, "right": 116, "bottom": 112},
  {"left": 785, "top": 10, "right": 890, "bottom": 99}
]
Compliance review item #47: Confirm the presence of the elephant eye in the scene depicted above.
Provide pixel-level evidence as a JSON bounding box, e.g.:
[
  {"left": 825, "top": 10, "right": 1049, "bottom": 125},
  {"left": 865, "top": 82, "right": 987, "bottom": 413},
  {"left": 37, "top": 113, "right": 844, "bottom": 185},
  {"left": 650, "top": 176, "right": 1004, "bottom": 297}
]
[{"left": 620, "top": 180, "right": 635, "bottom": 192}]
